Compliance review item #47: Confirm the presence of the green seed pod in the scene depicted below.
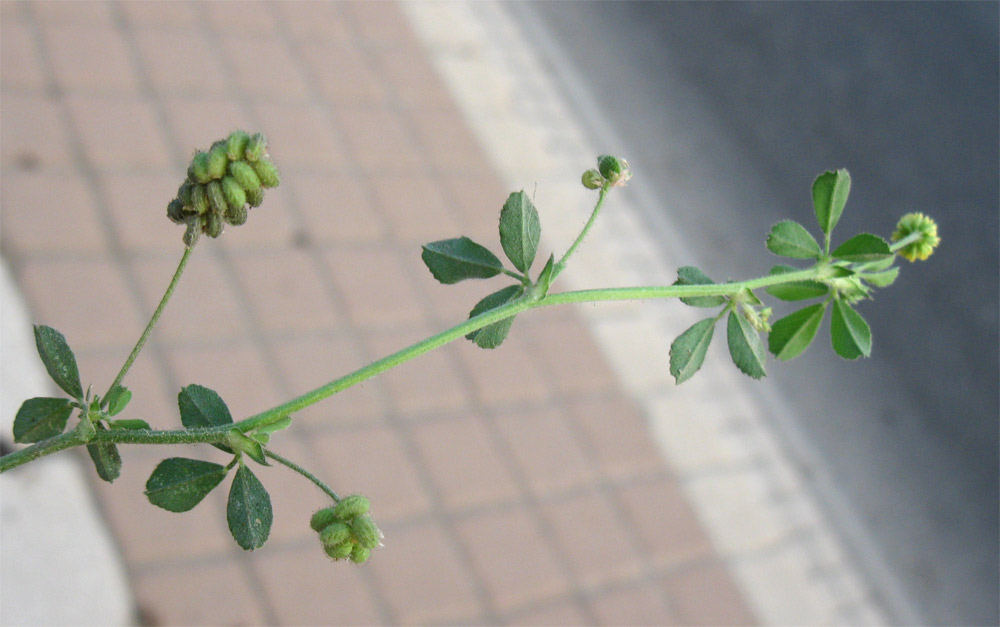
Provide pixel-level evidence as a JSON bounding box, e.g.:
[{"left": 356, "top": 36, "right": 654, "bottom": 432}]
[
  {"left": 251, "top": 158, "right": 280, "bottom": 188},
  {"left": 226, "top": 130, "right": 251, "bottom": 161},
  {"left": 324, "top": 540, "right": 355, "bottom": 560},
  {"left": 351, "top": 515, "right": 381, "bottom": 550},
  {"left": 190, "top": 151, "right": 212, "bottom": 184},
  {"left": 221, "top": 175, "right": 246, "bottom": 210},
  {"left": 183, "top": 217, "right": 202, "bottom": 247},
  {"left": 190, "top": 183, "right": 209, "bottom": 215},
  {"left": 350, "top": 544, "right": 371, "bottom": 564},
  {"left": 167, "top": 198, "right": 186, "bottom": 224},
  {"left": 229, "top": 160, "right": 261, "bottom": 194},
  {"left": 178, "top": 180, "right": 194, "bottom": 206},
  {"left": 225, "top": 203, "right": 248, "bottom": 226},
  {"left": 333, "top": 495, "right": 370, "bottom": 521},
  {"left": 310, "top": 507, "right": 338, "bottom": 532},
  {"left": 319, "top": 522, "right": 351, "bottom": 548},
  {"left": 205, "top": 180, "right": 227, "bottom": 216},
  {"left": 245, "top": 132, "right": 267, "bottom": 162},
  {"left": 207, "top": 142, "right": 229, "bottom": 180},
  {"left": 205, "top": 212, "right": 223, "bottom": 238},
  {"left": 245, "top": 186, "right": 264, "bottom": 208},
  {"left": 581, "top": 168, "right": 604, "bottom": 190}
]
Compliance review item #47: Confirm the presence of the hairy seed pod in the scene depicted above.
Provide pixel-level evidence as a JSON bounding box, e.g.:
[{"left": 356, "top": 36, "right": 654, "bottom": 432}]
[
  {"left": 229, "top": 160, "right": 261, "bottom": 194},
  {"left": 324, "top": 540, "right": 354, "bottom": 560},
  {"left": 226, "top": 130, "right": 250, "bottom": 161},
  {"left": 245, "top": 133, "right": 267, "bottom": 162},
  {"left": 178, "top": 180, "right": 194, "bottom": 206},
  {"left": 190, "top": 183, "right": 209, "bottom": 215},
  {"left": 205, "top": 180, "right": 227, "bottom": 216},
  {"left": 225, "top": 203, "right": 248, "bottom": 226},
  {"left": 183, "top": 217, "right": 202, "bottom": 247},
  {"left": 351, "top": 515, "right": 381, "bottom": 550},
  {"left": 350, "top": 544, "right": 371, "bottom": 564},
  {"left": 221, "top": 175, "right": 246, "bottom": 210},
  {"left": 190, "top": 151, "right": 212, "bottom": 184},
  {"left": 319, "top": 522, "right": 351, "bottom": 548},
  {"left": 167, "top": 198, "right": 186, "bottom": 224},
  {"left": 207, "top": 142, "right": 229, "bottom": 180},
  {"left": 333, "top": 494, "right": 370, "bottom": 521},
  {"left": 245, "top": 186, "right": 264, "bottom": 208},
  {"left": 251, "top": 158, "right": 280, "bottom": 188},
  {"left": 310, "top": 507, "right": 338, "bottom": 532},
  {"left": 205, "top": 212, "right": 223, "bottom": 238}
]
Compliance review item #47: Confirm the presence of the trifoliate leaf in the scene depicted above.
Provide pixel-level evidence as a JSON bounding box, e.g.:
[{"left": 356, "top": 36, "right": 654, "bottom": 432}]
[
  {"left": 421, "top": 237, "right": 503, "bottom": 284},
  {"left": 768, "top": 303, "right": 826, "bottom": 361},
  {"left": 33, "top": 325, "right": 83, "bottom": 400},
  {"left": 766, "top": 220, "right": 822, "bottom": 259},
  {"left": 812, "top": 169, "right": 851, "bottom": 237},
  {"left": 12, "top": 397, "right": 74, "bottom": 443},
  {"left": 227, "top": 465, "right": 272, "bottom": 550},
  {"left": 669, "top": 318, "right": 717, "bottom": 384},
  {"left": 674, "top": 266, "right": 726, "bottom": 308},
  {"left": 727, "top": 311, "right": 767, "bottom": 379},
  {"left": 498, "top": 191, "right": 541, "bottom": 273},
  {"left": 465, "top": 285, "right": 523, "bottom": 349},
  {"left": 831, "top": 233, "right": 892, "bottom": 262},
  {"left": 145, "top": 457, "right": 229, "bottom": 512},
  {"left": 830, "top": 299, "right": 872, "bottom": 359}
]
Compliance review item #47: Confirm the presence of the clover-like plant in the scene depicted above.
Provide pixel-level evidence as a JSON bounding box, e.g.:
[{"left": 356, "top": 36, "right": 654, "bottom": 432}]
[{"left": 2, "top": 135, "right": 940, "bottom": 564}]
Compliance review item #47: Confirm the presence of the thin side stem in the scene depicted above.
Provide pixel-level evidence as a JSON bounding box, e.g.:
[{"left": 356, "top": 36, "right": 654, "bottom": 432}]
[
  {"left": 552, "top": 185, "right": 609, "bottom": 281},
  {"left": 265, "top": 449, "right": 340, "bottom": 502},
  {"left": 103, "top": 246, "right": 194, "bottom": 405}
]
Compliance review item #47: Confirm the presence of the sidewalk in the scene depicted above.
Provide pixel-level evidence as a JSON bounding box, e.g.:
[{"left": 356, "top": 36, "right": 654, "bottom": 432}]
[{"left": 1, "top": 2, "right": 878, "bottom": 625}]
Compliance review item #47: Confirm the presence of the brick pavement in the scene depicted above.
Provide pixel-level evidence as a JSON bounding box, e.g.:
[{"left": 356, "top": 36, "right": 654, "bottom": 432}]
[{"left": 1, "top": 2, "right": 755, "bottom": 625}]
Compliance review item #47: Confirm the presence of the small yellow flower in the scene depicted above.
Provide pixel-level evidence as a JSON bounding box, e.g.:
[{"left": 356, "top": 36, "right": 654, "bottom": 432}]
[{"left": 892, "top": 212, "right": 940, "bottom": 262}]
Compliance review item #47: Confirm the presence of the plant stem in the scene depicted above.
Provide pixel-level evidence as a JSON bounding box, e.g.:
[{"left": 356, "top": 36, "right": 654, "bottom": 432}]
[
  {"left": 265, "top": 449, "right": 340, "bottom": 502},
  {"left": 552, "top": 185, "right": 609, "bottom": 281},
  {"left": 103, "top": 246, "right": 194, "bottom": 406}
]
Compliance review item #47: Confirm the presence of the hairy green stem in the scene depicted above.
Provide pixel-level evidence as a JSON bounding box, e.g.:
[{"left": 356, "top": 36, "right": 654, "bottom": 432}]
[
  {"left": 0, "top": 262, "right": 832, "bottom": 472},
  {"left": 103, "top": 246, "right": 194, "bottom": 406},
  {"left": 552, "top": 185, "right": 609, "bottom": 281},
  {"left": 265, "top": 449, "right": 340, "bottom": 502}
]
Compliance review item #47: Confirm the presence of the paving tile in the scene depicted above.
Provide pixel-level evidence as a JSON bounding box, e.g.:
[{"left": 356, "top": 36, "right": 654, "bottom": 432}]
[
  {"left": 365, "top": 326, "right": 472, "bottom": 416},
  {"left": 312, "top": 423, "right": 431, "bottom": 522},
  {"left": 132, "top": 559, "right": 267, "bottom": 626},
  {"left": 72, "top": 349, "right": 177, "bottom": 430},
  {"left": 17, "top": 257, "right": 143, "bottom": 350},
  {"left": 118, "top": 1, "right": 199, "bottom": 28},
  {"left": 100, "top": 171, "right": 183, "bottom": 254},
  {"left": 0, "top": 21, "right": 45, "bottom": 92},
  {"left": 0, "top": 93, "right": 75, "bottom": 171},
  {"left": 202, "top": 0, "right": 276, "bottom": 36},
  {"left": 441, "top": 171, "right": 519, "bottom": 249},
  {"left": 334, "top": 107, "right": 422, "bottom": 171},
  {"left": 1, "top": 171, "right": 108, "bottom": 255},
  {"left": 31, "top": 0, "right": 113, "bottom": 26},
  {"left": 505, "top": 598, "right": 592, "bottom": 626},
  {"left": 410, "top": 414, "right": 520, "bottom": 511},
  {"left": 132, "top": 254, "right": 249, "bottom": 344},
  {"left": 589, "top": 581, "right": 680, "bottom": 626},
  {"left": 297, "top": 40, "right": 387, "bottom": 107},
  {"left": 371, "top": 47, "right": 454, "bottom": 109},
  {"left": 493, "top": 407, "right": 595, "bottom": 496},
  {"left": 344, "top": 1, "right": 422, "bottom": 50},
  {"left": 456, "top": 506, "right": 570, "bottom": 611},
  {"left": 218, "top": 34, "right": 311, "bottom": 103},
  {"left": 370, "top": 172, "right": 463, "bottom": 246},
  {"left": 133, "top": 29, "right": 228, "bottom": 97},
  {"left": 540, "top": 490, "right": 641, "bottom": 586},
  {"left": 231, "top": 249, "right": 341, "bottom": 334},
  {"left": 567, "top": 395, "right": 668, "bottom": 480},
  {"left": 522, "top": 315, "right": 620, "bottom": 397},
  {"left": 253, "top": 101, "right": 347, "bottom": 171},
  {"left": 0, "top": 1, "right": 25, "bottom": 22},
  {"left": 274, "top": 1, "right": 353, "bottom": 45},
  {"left": 259, "top": 436, "right": 332, "bottom": 546},
  {"left": 287, "top": 172, "right": 386, "bottom": 244},
  {"left": 39, "top": 23, "right": 138, "bottom": 94},
  {"left": 323, "top": 246, "right": 426, "bottom": 330},
  {"left": 407, "top": 107, "right": 493, "bottom": 174},
  {"left": 160, "top": 97, "right": 251, "bottom": 159},
  {"left": 268, "top": 333, "right": 387, "bottom": 427},
  {"left": 455, "top": 334, "right": 551, "bottom": 409},
  {"left": 616, "top": 477, "right": 715, "bottom": 570},
  {"left": 66, "top": 96, "right": 172, "bottom": 171},
  {"left": 255, "top": 544, "right": 383, "bottom": 626},
  {"left": 663, "top": 560, "right": 756, "bottom": 626}
]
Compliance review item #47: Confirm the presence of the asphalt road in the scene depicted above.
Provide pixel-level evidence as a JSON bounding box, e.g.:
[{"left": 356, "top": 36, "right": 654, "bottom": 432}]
[{"left": 509, "top": 3, "right": 999, "bottom": 625}]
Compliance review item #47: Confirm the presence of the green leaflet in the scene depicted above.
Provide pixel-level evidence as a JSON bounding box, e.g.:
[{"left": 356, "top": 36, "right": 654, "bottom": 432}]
[
  {"left": 727, "top": 311, "right": 767, "bottom": 379},
  {"left": 12, "top": 397, "right": 74, "bottom": 443},
  {"left": 178, "top": 384, "right": 234, "bottom": 454},
  {"left": 812, "top": 169, "right": 851, "bottom": 237},
  {"left": 421, "top": 237, "right": 503, "bottom": 284},
  {"left": 33, "top": 325, "right": 83, "bottom": 400},
  {"left": 498, "top": 191, "right": 542, "bottom": 273},
  {"left": 768, "top": 303, "right": 826, "bottom": 361},
  {"left": 105, "top": 384, "right": 132, "bottom": 416},
  {"left": 227, "top": 465, "right": 273, "bottom": 551},
  {"left": 673, "top": 266, "right": 726, "bottom": 308},
  {"left": 465, "top": 285, "right": 523, "bottom": 349},
  {"left": 766, "top": 220, "right": 821, "bottom": 259},
  {"left": 669, "top": 318, "right": 716, "bottom": 384},
  {"left": 831, "top": 233, "right": 892, "bottom": 262},
  {"left": 830, "top": 299, "right": 872, "bottom": 359},
  {"left": 145, "top": 457, "right": 229, "bottom": 512}
]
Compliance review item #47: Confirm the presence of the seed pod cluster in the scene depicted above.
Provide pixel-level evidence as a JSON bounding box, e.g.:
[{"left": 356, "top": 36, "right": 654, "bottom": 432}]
[
  {"left": 167, "top": 130, "right": 280, "bottom": 246},
  {"left": 309, "top": 494, "right": 382, "bottom": 564}
]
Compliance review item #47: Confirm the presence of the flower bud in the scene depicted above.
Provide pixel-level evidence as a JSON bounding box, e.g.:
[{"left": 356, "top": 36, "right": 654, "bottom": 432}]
[
  {"left": 581, "top": 169, "right": 604, "bottom": 190},
  {"left": 350, "top": 545, "right": 371, "bottom": 564},
  {"left": 351, "top": 515, "right": 381, "bottom": 550},
  {"left": 892, "top": 212, "right": 940, "bottom": 262},
  {"left": 251, "top": 158, "right": 280, "bottom": 188},
  {"left": 177, "top": 181, "right": 194, "bottom": 207},
  {"left": 597, "top": 155, "right": 631, "bottom": 186},
  {"left": 229, "top": 161, "right": 261, "bottom": 195},
  {"left": 226, "top": 130, "right": 251, "bottom": 161},
  {"left": 333, "top": 494, "right": 370, "bottom": 520},
  {"left": 245, "top": 133, "right": 267, "bottom": 162},
  {"left": 324, "top": 540, "right": 354, "bottom": 560},
  {"left": 190, "top": 151, "right": 212, "bottom": 184},
  {"left": 310, "top": 507, "right": 338, "bottom": 532},
  {"left": 221, "top": 176, "right": 246, "bottom": 211},
  {"left": 319, "top": 521, "right": 351, "bottom": 547},
  {"left": 167, "top": 198, "right": 186, "bottom": 224}
]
